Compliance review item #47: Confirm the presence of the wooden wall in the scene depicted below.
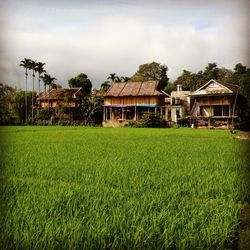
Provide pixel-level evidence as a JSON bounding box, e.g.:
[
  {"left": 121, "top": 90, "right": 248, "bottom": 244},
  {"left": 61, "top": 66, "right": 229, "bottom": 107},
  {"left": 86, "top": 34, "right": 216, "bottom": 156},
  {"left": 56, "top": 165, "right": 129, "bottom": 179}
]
[
  {"left": 41, "top": 100, "right": 76, "bottom": 108},
  {"left": 104, "top": 96, "right": 164, "bottom": 105},
  {"left": 194, "top": 96, "right": 233, "bottom": 106}
]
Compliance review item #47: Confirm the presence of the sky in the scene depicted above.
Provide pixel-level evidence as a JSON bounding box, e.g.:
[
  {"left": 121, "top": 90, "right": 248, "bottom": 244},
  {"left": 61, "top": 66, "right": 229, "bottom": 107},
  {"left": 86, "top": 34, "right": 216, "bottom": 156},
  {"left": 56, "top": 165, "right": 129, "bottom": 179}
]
[{"left": 0, "top": 0, "right": 249, "bottom": 90}]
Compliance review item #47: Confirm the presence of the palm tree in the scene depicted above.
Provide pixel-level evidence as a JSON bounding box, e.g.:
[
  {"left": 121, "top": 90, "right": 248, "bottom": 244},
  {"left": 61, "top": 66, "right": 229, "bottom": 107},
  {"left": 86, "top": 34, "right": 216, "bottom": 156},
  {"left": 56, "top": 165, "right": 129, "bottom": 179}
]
[
  {"left": 41, "top": 73, "right": 57, "bottom": 114},
  {"left": 121, "top": 76, "right": 131, "bottom": 82},
  {"left": 35, "top": 62, "right": 46, "bottom": 93},
  {"left": 35, "top": 62, "right": 46, "bottom": 114},
  {"left": 107, "top": 73, "right": 117, "bottom": 82},
  {"left": 28, "top": 60, "right": 37, "bottom": 121},
  {"left": 19, "top": 58, "right": 32, "bottom": 123},
  {"left": 100, "top": 81, "right": 111, "bottom": 93}
]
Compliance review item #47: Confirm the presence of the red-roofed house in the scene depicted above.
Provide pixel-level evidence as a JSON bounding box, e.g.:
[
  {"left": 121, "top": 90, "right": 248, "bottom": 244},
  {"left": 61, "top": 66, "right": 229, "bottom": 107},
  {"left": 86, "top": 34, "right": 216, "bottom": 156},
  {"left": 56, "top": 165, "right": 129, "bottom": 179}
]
[{"left": 37, "top": 88, "right": 85, "bottom": 108}]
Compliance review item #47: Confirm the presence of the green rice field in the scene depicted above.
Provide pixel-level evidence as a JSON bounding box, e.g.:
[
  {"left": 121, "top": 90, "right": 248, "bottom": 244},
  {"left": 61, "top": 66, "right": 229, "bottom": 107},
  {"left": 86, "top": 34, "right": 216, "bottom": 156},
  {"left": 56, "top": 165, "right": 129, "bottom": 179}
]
[{"left": 0, "top": 126, "right": 249, "bottom": 249}]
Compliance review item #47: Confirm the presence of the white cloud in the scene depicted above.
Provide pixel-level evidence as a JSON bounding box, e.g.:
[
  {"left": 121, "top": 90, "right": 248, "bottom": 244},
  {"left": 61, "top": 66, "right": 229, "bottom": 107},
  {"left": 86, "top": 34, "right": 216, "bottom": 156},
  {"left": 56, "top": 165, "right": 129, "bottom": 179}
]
[{"left": 0, "top": 0, "right": 249, "bottom": 90}]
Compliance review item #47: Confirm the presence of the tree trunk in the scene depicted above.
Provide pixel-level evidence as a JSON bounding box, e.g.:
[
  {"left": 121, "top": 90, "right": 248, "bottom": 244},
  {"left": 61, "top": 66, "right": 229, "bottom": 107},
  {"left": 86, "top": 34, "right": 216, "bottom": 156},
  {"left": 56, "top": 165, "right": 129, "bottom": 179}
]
[
  {"left": 25, "top": 69, "right": 28, "bottom": 124},
  {"left": 32, "top": 69, "right": 34, "bottom": 122},
  {"left": 48, "top": 85, "right": 50, "bottom": 114}
]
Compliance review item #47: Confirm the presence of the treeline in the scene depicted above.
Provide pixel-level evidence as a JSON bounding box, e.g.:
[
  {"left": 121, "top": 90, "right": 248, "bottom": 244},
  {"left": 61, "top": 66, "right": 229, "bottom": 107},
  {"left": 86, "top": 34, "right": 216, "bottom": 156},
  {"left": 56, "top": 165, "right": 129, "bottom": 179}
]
[{"left": 0, "top": 60, "right": 249, "bottom": 126}]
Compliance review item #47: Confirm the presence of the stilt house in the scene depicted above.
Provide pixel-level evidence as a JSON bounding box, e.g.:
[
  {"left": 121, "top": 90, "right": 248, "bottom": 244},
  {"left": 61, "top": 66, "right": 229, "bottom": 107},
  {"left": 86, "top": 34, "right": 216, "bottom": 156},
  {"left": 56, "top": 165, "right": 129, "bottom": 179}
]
[
  {"left": 189, "top": 79, "right": 240, "bottom": 127},
  {"left": 103, "top": 81, "right": 165, "bottom": 127}
]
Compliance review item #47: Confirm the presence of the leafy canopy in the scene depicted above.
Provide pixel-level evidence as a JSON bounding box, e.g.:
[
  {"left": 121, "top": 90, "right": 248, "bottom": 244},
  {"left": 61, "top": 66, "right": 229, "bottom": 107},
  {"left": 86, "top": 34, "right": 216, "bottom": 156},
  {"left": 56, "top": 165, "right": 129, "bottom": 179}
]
[
  {"left": 130, "top": 61, "right": 169, "bottom": 90},
  {"left": 68, "top": 73, "right": 92, "bottom": 95}
]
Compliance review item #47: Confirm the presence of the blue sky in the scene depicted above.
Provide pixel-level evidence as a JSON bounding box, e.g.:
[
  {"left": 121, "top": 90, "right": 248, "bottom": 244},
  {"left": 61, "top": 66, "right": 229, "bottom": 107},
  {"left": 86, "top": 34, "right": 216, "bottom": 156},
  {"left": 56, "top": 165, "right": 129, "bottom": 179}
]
[{"left": 0, "top": 0, "right": 249, "bottom": 90}]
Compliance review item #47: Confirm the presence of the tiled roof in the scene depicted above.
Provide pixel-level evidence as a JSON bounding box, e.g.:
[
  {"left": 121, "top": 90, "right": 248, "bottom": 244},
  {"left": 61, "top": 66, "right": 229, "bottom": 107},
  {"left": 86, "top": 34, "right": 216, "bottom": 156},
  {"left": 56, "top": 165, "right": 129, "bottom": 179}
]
[
  {"left": 104, "top": 81, "right": 163, "bottom": 97},
  {"left": 37, "top": 88, "right": 85, "bottom": 100}
]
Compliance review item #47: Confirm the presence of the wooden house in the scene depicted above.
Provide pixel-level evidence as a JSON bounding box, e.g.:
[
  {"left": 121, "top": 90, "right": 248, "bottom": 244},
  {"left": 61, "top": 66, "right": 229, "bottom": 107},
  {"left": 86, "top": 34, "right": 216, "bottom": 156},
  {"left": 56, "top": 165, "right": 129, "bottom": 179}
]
[
  {"left": 189, "top": 79, "right": 240, "bottom": 128},
  {"left": 37, "top": 88, "right": 85, "bottom": 108},
  {"left": 103, "top": 81, "right": 165, "bottom": 127}
]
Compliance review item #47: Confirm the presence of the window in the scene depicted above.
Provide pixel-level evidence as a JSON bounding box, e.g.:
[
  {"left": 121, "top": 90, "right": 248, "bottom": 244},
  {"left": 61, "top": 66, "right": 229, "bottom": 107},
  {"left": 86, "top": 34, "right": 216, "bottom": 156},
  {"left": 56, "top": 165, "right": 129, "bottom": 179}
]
[
  {"left": 213, "top": 106, "right": 222, "bottom": 116},
  {"left": 222, "top": 105, "right": 229, "bottom": 116}
]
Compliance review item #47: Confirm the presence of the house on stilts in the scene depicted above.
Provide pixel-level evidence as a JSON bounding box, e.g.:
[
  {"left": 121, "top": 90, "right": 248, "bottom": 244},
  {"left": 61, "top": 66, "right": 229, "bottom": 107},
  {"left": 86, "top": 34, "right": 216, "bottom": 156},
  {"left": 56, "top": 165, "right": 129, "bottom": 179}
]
[
  {"left": 103, "top": 81, "right": 167, "bottom": 127},
  {"left": 188, "top": 79, "right": 241, "bottom": 128},
  {"left": 102, "top": 79, "right": 242, "bottom": 128}
]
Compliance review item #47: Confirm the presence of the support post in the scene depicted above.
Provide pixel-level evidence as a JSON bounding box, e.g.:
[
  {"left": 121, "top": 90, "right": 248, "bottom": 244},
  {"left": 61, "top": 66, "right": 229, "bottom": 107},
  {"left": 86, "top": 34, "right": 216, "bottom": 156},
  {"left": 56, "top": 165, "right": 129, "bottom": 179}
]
[
  {"left": 103, "top": 106, "right": 105, "bottom": 121},
  {"left": 122, "top": 108, "right": 124, "bottom": 120},
  {"left": 110, "top": 107, "right": 112, "bottom": 120},
  {"left": 134, "top": 106, "right": 137, "bottom": 120}
]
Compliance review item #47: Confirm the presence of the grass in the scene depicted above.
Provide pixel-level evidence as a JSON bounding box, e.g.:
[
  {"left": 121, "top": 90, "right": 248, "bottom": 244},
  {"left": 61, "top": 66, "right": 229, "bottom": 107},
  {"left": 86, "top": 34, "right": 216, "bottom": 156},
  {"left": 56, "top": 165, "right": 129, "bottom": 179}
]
[{"left": 0, "top": 126, "right": 249, "bottom": 249}]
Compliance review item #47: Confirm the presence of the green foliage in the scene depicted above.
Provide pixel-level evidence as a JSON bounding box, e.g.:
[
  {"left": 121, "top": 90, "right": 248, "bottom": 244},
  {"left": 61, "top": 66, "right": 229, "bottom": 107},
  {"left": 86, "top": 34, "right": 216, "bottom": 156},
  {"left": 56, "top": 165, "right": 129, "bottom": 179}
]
[
  {"left": 99, "top": 81, "right": 111, "bottom": 93},
  {"left": 174, "top": 70, "right": 205, "bottom": 91},
  {"left": 130, "top": 62, "right": 169, "bottom": 89},
  {"left": 142, "top": 112, "right": 163, "bottom": 127},
  {"left": 121, "top": 76, "right": 131, "bottom": 82},
  {"left": 203, "top": 63, "right": 219, "bottom": 81},
  {"left": 41, "top": 73, "right": 57, "bottom": 89},
  {"left": 0, "top": 84, "right": 34, "bottom": 124},
  {"left": 126, "top": 120, "right": 143, "bottom": 128},
  {"left": 107, "top": 73, "right": 118, "bottom": 82},
  {"left": 68, "top": 73, "right": 92, "bottom": 94},
  {"left": 164, "top": 82, "right": 176, "bottom": 94},
  {"left": 77, "top": 96, "right": 103, "bottom": 125},
  {"left": 35, "top": 108, "right": 51, "bottom": 120},
  {"left": 0, "top": 127, "right": 248, "bottom": 249}
]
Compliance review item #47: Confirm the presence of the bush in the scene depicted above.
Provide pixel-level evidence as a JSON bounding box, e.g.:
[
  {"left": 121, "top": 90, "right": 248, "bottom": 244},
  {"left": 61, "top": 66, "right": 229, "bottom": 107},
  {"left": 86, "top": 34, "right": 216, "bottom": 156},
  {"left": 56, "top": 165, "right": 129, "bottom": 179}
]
[
  {"left": 142, "top": 112, "right": 163, "bottom": 128},
  {"left": 35, "top": 108, "right": 51, "bottom": 120},
  {"left": 172, "top": 124, "right": 180, "bottom": 129},
  {"left": 126, "top": 120, "right": 143, "bottom": 128}
]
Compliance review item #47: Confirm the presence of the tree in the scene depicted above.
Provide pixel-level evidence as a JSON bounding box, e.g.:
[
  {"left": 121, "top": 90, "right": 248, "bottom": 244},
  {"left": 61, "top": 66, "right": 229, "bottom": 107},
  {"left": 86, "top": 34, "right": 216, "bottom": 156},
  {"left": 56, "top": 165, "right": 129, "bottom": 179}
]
[
  {"left": 19, "top": 58, "right": 32, "bottom": 123},
  {"left": 203, "top": 63, "right": 219, "bottom": 81},
  {"left": 68, "top": 73, "right": 92, "bottom": 95},
  {"left": 35, "top": 62, "right": 46, "bottom": 93},
  {"left": 121, "top": 76, "right": 131, "bottom": 82},
  {"left": 217, "top": 68, "right": 235, "bottom": 84},
  {"left": 100, "top": 81, "right": 111, "bottom": 93},
  {"left": 158, "top": 64, "right": 169, "bottom": 90},
  {"left": 41, "top": 73, "right": 57, "bottom": 114},
  {"left": 28, "top": 59, "right": 37, "bottom": 121},
  {"left": 0, "top": 83, "right": 33, "bottom": 124},
  {"left": 234, "top": 63, "right": 247, "bottom": 75},
  {"left": 77, "top": 96, "right": 103, "bottom": 125},
  {"left": 174, "top": 70, "right": 205, "bottom": 91},
  {"left": 130, "top": 61, "right": 169, "bottom": 89},
  {"left": 107, "top": 73, "right": 118, "bottom": 82}
]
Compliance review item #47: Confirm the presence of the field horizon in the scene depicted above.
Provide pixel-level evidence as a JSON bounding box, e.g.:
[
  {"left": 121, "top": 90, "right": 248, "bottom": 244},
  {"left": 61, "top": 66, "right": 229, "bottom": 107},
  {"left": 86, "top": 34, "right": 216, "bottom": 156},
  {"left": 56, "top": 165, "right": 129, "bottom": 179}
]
[{"left": 0, "top": 126, "right": 249, "bottom": 249}]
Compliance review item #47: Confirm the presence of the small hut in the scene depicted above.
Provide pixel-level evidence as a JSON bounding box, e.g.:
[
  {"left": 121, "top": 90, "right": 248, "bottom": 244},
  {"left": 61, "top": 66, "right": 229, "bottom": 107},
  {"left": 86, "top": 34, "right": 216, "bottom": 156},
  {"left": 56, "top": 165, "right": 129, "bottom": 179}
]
[{"left": 103, "top": 81, "right": 165, "bottom": 127}]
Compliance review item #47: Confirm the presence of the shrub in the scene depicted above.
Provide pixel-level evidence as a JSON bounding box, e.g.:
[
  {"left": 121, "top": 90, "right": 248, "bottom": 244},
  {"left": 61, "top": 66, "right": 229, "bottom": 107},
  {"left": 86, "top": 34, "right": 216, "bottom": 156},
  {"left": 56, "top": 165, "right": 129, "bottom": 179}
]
[
  {"left": 142, "top": 112, "right": 163, "bottom": 128},
  {"left": 126, "top": 120, "right": 143, "bottom": 128},
  {"left": 35, "top": 108, "right": 51, "bottom": 120}
]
